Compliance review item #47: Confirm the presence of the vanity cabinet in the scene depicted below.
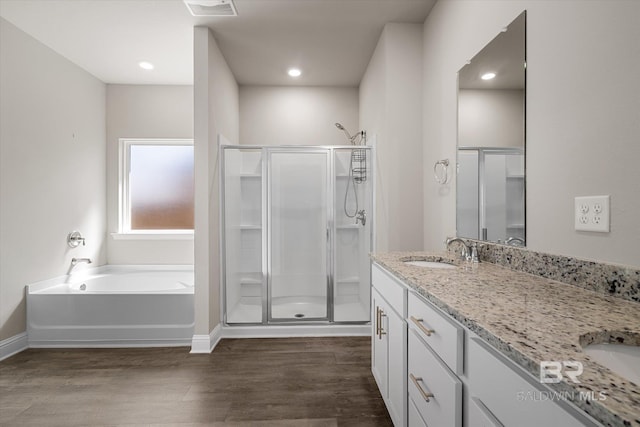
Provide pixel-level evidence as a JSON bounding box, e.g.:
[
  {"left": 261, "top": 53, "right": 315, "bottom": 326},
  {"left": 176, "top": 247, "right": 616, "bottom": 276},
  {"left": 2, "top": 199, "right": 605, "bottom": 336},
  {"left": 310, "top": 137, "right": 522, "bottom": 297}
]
[
  {"left": 371, "top": 265, "right": 407, "bottom": 427},
  {"left": 466, "top": 336, "right": 601, "bottom": 427},
  {"left": 407, "top": 292, "right": 463, "bottom": 427},
  {"left": 371, "top": 262, "right": 604, "bottom": 427}
]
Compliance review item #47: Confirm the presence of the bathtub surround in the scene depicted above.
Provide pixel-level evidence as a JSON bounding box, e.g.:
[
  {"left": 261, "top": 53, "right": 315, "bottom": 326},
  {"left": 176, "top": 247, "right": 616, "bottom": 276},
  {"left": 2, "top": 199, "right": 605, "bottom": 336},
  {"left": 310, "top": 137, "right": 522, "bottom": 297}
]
[
  {"left": 371, "top": 252, "right": 640, "bottom": 426},
  {"left": 0, "top": 18, "right": 107, "bottom": 343}
]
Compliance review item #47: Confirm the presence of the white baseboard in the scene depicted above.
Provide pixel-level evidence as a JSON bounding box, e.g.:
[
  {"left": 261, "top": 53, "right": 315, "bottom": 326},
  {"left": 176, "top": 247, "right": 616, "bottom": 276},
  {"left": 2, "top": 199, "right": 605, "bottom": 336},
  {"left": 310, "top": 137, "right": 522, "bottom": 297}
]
[
  {"left": 28, "top": 338, "right": 192, "bottom": 349},
  {"left": 190, "top": 323, "right": 223, "bottom": 353},
  {"left": 0, "top": 332, "right": 28, "bottom": 361}
]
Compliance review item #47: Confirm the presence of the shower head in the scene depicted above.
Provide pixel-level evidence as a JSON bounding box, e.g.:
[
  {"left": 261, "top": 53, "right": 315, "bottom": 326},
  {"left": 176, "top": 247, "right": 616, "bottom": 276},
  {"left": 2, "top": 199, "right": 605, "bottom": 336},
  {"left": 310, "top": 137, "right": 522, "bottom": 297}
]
[{"left": 335, "top": 122, "right": 354, "bottom": 141}]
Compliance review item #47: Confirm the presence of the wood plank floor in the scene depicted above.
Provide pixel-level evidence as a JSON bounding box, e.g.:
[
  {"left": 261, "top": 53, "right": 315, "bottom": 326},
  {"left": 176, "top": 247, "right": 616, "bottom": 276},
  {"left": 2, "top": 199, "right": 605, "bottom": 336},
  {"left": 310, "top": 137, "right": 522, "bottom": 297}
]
[{"left": 0, "top": 337, "right": 393, "bottom": 426}]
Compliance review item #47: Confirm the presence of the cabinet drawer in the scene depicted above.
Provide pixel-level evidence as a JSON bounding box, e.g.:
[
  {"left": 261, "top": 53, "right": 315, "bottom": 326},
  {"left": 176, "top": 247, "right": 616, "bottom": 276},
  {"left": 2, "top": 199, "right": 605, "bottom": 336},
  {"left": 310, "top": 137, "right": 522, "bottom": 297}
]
[
  {"left": 468, "top": 396, "right": 503, "bottom": 427},
  {"left": 467, "top": 337, "right": 602, "bottom": 427},
  {"left": 408, "top": 396, "right": 428, "bottom": 427},
  {"left": 372, "top": 263, "right": 405, "bottom": 314},
  {"left": 408, "top": 329, "right": 462, "bottom": 427},
  {"left": 408, "top": 292, "right": 463, "bottom": 374}
]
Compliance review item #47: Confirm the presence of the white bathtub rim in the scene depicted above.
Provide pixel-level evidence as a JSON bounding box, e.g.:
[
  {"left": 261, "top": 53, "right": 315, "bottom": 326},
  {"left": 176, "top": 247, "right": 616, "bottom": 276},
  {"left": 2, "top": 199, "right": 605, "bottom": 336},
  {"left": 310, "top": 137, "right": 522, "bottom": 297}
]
[{"left": 27, "top": 264, "right": 194, "bottom": 294}]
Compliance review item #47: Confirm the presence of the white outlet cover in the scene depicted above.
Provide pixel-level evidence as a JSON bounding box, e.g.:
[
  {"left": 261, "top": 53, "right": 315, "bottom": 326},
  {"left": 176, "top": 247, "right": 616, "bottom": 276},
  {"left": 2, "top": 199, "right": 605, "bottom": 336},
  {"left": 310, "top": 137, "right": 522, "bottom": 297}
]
[{"left": 575, "top": 195, "right": 610, "bottom": 232}]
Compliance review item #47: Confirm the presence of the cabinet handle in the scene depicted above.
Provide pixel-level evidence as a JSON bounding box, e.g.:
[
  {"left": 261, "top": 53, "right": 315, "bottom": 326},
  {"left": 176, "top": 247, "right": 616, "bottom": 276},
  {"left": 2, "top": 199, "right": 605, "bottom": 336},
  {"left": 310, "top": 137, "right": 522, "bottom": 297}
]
[
  {"left": 410, "top": 373, "right": 434, "bottom": 402},
  {"left": 375, "top": 307, "right": 381, "bottom": 337},
  {"left": 410, "top": 316, "right": 435, "bottom": 337}
]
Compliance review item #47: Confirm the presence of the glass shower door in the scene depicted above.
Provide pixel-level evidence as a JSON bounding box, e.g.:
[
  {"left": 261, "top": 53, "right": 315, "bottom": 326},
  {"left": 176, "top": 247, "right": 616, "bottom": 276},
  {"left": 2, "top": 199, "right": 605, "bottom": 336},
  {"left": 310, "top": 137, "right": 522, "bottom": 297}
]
[{"left": 268, "top": 150, "right": 329, "bottom": 321}]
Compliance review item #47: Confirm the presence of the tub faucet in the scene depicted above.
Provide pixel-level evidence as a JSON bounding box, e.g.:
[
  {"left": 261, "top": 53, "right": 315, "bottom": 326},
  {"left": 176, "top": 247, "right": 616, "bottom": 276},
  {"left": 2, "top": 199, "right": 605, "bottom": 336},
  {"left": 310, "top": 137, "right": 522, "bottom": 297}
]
[{"left": 71, "top": 258, "right": 92, "bottom": 266}]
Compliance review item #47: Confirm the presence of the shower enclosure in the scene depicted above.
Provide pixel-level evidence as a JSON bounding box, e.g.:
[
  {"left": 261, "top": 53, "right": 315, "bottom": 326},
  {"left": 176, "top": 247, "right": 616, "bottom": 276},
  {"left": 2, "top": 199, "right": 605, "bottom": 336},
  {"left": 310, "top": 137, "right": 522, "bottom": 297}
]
[
  {"left": 457, "top": 147, "right": 525, "bottom": 243},
  {"left": 221, "top": 145, "right": 373, "bottom": 325}
]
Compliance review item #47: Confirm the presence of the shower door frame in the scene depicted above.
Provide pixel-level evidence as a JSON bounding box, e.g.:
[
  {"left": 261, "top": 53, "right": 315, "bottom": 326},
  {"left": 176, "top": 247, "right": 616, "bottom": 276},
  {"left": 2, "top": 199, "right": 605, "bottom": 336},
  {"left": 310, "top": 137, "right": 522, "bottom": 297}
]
[{"left": 220, "top": 145, "right": 374, "bottom": 326}]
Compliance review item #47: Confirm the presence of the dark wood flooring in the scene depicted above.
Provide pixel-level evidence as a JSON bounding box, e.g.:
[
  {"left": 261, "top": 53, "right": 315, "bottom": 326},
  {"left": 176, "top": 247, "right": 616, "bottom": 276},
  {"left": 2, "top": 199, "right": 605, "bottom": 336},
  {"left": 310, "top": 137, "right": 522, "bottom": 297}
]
[{"left": 0, "top": 337, "right": 392, "bottom": 426}]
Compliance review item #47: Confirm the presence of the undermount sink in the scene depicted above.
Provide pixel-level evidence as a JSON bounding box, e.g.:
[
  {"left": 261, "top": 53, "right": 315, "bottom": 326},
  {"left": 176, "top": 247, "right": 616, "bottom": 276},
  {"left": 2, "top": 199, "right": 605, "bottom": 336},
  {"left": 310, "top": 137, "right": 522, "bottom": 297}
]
[
  {"left": 403, "top": 260, "right": 457, "bottom": 269},
  {"left": 583, "top": 343, "right": 640, "bottom": 385}
]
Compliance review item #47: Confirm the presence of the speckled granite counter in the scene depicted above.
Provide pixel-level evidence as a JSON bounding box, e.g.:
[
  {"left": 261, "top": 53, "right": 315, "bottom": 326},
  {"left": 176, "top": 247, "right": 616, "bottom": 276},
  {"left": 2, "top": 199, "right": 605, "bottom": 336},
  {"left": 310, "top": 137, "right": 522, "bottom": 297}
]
[{"left": 371, "top": 251, "right": 640, "bottom": 427}]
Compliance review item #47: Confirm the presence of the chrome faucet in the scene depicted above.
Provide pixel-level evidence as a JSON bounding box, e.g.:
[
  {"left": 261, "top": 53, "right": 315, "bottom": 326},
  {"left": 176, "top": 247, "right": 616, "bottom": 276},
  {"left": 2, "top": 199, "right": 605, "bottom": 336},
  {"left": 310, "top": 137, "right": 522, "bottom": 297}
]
[
  {"left": 505, "top": 236, "right": 525, "bottom": 247},
  {"left": 446, "top": 238, "right": 480, "bottom": 263},
  {"left": 71, "top": 258, "right": 92, "bottom": 266}
]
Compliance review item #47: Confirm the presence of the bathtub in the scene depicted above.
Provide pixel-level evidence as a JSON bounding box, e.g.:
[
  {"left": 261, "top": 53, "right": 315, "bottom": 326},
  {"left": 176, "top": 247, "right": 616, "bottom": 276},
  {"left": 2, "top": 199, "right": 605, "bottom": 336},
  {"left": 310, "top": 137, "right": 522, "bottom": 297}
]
[{"left": 26, "top": 265, "right": 194, "bottom": 347}]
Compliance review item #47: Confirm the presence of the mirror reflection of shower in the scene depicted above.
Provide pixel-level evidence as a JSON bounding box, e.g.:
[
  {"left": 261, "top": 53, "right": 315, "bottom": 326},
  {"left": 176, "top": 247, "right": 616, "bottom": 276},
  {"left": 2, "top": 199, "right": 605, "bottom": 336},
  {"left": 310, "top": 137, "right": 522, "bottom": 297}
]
[{"left": 335, "top": 122, "right": 367, "bottom": 226}]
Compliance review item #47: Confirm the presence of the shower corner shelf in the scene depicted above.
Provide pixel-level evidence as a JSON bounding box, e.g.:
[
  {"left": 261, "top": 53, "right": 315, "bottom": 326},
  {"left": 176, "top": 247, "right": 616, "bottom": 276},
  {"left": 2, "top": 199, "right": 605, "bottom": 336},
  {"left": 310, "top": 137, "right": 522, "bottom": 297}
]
[
  {"left": 240, "top": 173, "right": 262, "bottom": 178},
  {"left": 336, "top": 276, "right": 360, "bottom": 284},
  {"left": 336, "top": 224, "right": 360, "bottom": 230},
  {"left": 239, "top": 225, "right": 262, "bottom": 230}
]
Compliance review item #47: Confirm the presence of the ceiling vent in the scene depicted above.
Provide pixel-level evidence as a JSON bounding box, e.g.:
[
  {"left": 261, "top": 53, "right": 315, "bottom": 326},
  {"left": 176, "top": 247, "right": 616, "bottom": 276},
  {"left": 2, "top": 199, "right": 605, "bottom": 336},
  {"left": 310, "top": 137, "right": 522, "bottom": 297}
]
[{"left": 183, "top": 0, "right": 238, "bottom": 17}]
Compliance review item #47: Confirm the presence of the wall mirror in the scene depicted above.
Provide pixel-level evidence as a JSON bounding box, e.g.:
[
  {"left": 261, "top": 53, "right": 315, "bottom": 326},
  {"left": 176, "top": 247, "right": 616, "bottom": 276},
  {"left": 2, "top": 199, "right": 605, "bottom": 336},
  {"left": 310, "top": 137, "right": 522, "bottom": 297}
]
[{"left": 456, "top": 11, "right": 526, "bottom": 246}]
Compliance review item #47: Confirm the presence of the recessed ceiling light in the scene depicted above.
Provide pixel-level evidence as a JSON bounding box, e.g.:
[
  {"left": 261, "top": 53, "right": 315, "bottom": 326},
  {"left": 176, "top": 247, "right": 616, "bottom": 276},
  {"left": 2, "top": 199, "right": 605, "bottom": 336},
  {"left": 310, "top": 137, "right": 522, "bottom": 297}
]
[
  {"left": 288, "top": 68, "right": 302, "bottom": 77},
  {"left": 481, "top": 72, "right": 496, "bottom": 80},
  {"left": 139, "top": 61, "right": 154, "bottom": 70}
]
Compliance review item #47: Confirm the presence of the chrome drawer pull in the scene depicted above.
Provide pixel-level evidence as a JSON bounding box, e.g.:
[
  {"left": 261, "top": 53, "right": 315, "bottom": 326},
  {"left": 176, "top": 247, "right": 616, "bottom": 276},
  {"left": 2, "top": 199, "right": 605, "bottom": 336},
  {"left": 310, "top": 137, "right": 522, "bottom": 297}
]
[
  {"left": 410, "top": 373, "right": 434, "bottom": 402},
  {"left": 410, "top": 316, "right": 435, "bottom": 336}
]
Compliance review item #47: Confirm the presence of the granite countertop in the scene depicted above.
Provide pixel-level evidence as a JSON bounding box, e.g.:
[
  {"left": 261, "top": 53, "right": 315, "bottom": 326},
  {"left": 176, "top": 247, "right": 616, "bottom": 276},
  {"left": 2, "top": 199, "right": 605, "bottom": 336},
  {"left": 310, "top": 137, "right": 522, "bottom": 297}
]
[{"left": 371, "top": 251, "right": 640, "bottom": 427}]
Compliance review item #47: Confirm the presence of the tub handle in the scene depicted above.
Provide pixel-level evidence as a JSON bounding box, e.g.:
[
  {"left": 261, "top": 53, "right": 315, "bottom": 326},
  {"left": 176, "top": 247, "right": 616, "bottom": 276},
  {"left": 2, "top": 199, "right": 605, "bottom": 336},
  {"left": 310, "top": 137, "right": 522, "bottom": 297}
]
[{"left": 67, "top": 231, "right": 85, "bottom": 248}]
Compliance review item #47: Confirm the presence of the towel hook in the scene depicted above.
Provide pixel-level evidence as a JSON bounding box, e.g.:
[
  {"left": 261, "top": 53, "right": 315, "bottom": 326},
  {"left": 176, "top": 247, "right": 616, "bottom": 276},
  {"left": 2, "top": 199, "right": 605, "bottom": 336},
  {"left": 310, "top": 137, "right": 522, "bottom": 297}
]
[{"left": 434, "top": 159, "right": 450, "bottom": 184}]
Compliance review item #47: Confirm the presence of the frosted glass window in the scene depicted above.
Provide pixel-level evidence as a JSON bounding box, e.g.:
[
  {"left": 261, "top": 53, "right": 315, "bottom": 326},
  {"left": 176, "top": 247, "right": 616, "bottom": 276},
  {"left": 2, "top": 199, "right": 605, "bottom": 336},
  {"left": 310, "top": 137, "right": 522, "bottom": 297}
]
[{"left": 124, "top": 141, "right": 194, "bottom": 231}]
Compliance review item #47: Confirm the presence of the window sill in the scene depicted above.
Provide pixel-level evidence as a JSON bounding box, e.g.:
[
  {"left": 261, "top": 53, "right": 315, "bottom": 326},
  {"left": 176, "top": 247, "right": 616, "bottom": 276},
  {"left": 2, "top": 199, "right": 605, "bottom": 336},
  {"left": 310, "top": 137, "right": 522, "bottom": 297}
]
[{"left": 111, "top": 232, "right": 194, "bottom": 241}]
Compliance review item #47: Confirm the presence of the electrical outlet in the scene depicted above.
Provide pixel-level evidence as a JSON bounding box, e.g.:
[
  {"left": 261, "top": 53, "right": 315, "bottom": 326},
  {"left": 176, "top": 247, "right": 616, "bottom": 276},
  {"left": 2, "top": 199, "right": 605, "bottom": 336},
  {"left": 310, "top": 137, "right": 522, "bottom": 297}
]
[{"left": 574, "top": 195, "right": 610, "bottom": 232}]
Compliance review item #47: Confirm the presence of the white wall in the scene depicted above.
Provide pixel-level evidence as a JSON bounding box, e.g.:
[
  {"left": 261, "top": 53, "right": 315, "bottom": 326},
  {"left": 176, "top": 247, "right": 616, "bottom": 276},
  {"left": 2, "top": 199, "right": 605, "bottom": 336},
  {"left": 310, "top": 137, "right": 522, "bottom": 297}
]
[
  {"left": 193, "top": 27, "right": 239, "bottom": 339},
  {"left": 105, "top": 84, "right": 194, "bottom": 265},
  {"left": 360, "top": 23, "right": 424, "bottom": 251},
  {"left": 422, "top": 1, "right": 640, "bottom": 267},
  {"left": 239, "top": 86, "right": 359, "bottom": 146},
  {"left": 458, "top": 89, "right": 524, "bottom": 148},
  {"left": 0, "top": 18, "right": 106, "bottom": 340}
]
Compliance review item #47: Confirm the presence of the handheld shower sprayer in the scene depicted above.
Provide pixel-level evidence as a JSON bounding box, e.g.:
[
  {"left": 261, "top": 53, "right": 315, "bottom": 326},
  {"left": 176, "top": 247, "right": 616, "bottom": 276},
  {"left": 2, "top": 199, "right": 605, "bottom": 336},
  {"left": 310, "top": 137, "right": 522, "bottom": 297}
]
[
  {"left": 335, "top": 122, "right": 353, "bottom": 141},
  {"left": 334, "top": 121, "right": 368, "bottom": 225},
  {"left": 335, "top": 122, "right": 365, "bottom": 145}
]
